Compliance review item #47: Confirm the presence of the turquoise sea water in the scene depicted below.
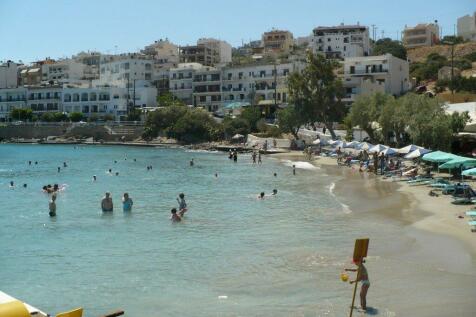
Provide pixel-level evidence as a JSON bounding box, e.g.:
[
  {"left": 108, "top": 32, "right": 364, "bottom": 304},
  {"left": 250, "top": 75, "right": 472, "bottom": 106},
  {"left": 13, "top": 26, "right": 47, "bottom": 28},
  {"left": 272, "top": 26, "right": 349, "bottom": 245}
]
[{"left": 1, "top": 144, "right": 475, "bottom": 317}]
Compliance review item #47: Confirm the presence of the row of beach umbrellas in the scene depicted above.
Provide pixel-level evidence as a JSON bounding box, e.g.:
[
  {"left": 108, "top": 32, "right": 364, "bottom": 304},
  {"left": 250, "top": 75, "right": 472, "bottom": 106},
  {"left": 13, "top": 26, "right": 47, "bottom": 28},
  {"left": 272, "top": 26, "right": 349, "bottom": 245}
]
[{"left": 320, "top": 140, "right": 431, "bottom": 159}]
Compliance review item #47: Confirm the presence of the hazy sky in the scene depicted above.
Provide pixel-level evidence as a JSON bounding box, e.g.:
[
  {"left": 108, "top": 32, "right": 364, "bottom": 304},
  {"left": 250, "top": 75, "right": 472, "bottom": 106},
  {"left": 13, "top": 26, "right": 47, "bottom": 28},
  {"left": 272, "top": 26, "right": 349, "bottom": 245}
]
[{"left": 0, "top": 0, "right": 474, "bottom": 63}]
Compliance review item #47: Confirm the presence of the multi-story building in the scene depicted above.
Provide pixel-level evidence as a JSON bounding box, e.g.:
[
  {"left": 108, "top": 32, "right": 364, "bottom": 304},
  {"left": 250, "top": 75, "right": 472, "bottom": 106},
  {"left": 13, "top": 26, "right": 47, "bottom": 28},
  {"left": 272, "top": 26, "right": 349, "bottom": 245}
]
[
  {"left": 310, "top": 24, "right": 370, "bottom": 59},
  {"left": 0, "top": 61, "right": 19, "bottom": 89},
  {"left": 0, "top": 87, "right": 27, "bottom": 121},
  {"left": 142, "top": 39, "right": 180, "bottom": 69},
  {"left": 402, "top": 23, "right": 439, "bottom": 48},
  {"left": 193, "top": 66, "right": 222, "bottom": 111},
  {"left": 19, "top": 66, "right": 42, "bottom": 86},
  {"left": 457, "top": 11, "right": 476, "bottom": 41},
  {"left": 26, "top": 85, "right": 63, "bottom": 115},
  {"left": 342, "top": 54, "right": 410, "bottom": 104},
  {"left": 97, "top": 54, "right": 155, "bottom": 87},
  {"left": 180, "top": 38, "right": 232, "bottom": 66},
  {"left": 262, "top": 30, "right": 294, "bottom": 54},
  {"left": 72, "top": 51, "right": 101, "bottom": 80},
  {"left": 41, "top": 59, "right": 87, "bottom": 84},
  {"left": 169, "top": 63, "right": 204, "bottom": 105}
]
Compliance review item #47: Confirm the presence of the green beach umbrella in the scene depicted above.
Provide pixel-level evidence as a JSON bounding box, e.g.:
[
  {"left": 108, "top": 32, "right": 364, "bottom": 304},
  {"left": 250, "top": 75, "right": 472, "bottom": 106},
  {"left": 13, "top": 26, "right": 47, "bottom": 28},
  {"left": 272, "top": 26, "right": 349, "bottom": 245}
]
[
  {"left": 421, "top": 151, "right": 459, "bottom": 163},
  {"left": 438, "top": 157, "right": 476, "bottom": 169},
  {"left": 462, "top": 167, "right": 476, "bottom": 176}
]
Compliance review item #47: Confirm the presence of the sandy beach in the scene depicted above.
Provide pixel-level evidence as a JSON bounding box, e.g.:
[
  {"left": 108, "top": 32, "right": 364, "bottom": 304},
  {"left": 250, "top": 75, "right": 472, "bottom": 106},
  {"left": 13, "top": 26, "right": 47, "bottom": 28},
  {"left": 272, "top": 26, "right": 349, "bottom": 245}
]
[{"left": 272, "top": 150, "right": 476, "bottom": 254}]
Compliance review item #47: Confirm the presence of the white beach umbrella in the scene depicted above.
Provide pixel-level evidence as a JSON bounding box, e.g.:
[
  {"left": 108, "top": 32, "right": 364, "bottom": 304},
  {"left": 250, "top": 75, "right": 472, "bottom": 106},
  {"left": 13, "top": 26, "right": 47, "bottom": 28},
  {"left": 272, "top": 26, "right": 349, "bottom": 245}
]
[
  {"left": 380, "top": 147, "right": 398, "bottom": 156},
  {"left": 368, "top": 144, "right": 388, "bottom": 153},
  {"left": 358, "top": 142, "right": 374, "bottom": 150},
  {"left": 397, "top": 144, "right": 423, "bottom": 154},
  {"left": 312, "top": 139, "right": 321, "bottom": 145},
  {"left": 327, "top": 140, "right": 339, "bottom": 146},
  {"left": 344, "top": 141, "right": 360, "bottom": 148},
  {"left": 404, "top": 148, "right": 431, "bottom": 159}
]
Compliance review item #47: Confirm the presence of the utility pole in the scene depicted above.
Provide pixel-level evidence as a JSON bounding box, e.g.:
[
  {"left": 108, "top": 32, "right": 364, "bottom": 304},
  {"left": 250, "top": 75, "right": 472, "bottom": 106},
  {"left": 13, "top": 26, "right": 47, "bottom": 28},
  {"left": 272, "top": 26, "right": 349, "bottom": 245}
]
[
  {"left": 133, "top": 79, "right": 136, "bottom": 109},
  {"left": 274, "top": 61, "right": 278, "bottom": 109},
  {"left": 371, "top": 25, "right": 375, "bottom": 42}
]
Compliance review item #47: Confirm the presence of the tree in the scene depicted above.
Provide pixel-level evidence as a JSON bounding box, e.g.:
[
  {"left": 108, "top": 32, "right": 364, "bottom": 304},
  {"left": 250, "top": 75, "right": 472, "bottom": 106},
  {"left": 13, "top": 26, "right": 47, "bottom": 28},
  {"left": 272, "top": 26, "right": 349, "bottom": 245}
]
[
  {"left": 52, "top": 112, "right": 68, "bottom": 122},
  {"left": 157, "top": 92, "right": 185, "bottom": 107},
  {"left": 441, "top": 35, "right": 466, "bottom": 45},
  {"left": 126, "top": 109, "right": 142, "bottom": 121},
  {"left": 287, "top": 51, "right": 345, "bottom": 139},
  {"left": 69, "top": 112, "right": 84, "bottom": 122},
  {"left": 372, "top": 38, "right": 407, "bottom": 60},
  {"left": 239, "top": 107, "right": 262, "bottom": 132},
  {"left": 10, "top": 108, "right": 33, "bottom": 121},
  {"left": 411, "top": 53, "right": 447, "bottom": 82},
  {"left": 223, "top": 117, "right": 250, "bottom": 138},
  {"left": 40, "top": 112, "right": 54, "bottom": 122},
  {"left": 145, "top": 105, "right": 188, "bottom": 137},
  {"left": 172, "top": 109, "right": 223, "bottom": 143},
  {"left": 449, "top": 111, "right": 471, "bottom": 134},
  {"left": 277, "top": 106, "right": 301, "bottom": 138}
]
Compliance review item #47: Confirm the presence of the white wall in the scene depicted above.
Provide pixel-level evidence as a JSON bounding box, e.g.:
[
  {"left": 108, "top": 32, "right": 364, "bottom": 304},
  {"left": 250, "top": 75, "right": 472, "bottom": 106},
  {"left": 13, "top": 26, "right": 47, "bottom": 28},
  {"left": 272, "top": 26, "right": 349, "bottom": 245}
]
[{"left": 0, "top": 62, "right": 19, "bottom": 89}]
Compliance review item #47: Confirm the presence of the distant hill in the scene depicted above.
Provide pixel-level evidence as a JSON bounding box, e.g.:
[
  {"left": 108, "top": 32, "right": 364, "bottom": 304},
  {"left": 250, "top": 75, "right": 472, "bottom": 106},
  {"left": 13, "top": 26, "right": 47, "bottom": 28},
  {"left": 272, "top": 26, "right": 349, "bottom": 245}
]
[{"left": 407, "top": 42, "right": 476, "bottom": 63}]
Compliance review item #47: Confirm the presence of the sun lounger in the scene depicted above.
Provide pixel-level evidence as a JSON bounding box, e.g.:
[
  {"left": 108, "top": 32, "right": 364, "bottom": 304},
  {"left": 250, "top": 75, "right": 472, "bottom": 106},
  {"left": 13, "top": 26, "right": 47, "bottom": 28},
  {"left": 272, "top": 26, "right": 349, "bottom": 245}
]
[
  {"left": 452, "top": 197, "right": 475, "bottom": 205},
  {"left": 465, "top": 211, "right": 476, "bottom": 220},
  {"left": 468, "top": 221, "right": 476, "bottom": 232}
]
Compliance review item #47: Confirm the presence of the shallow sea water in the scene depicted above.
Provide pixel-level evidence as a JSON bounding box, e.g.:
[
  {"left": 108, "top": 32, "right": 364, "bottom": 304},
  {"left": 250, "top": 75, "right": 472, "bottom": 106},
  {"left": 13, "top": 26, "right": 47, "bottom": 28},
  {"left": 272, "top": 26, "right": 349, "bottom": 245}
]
[{"left": 1, "top": 144, "right": 475, "bottom": 317}]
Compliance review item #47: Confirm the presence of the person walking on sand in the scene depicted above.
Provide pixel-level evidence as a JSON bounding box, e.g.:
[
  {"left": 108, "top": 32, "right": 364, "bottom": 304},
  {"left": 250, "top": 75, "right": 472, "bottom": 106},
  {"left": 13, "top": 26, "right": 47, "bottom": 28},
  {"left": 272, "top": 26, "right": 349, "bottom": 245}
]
[
  {"left": 122, "top": 193, "right": 133, "bottom": 212},
  {"left": 101, "top": 192, "right": 113, "bottom": 212},
  {"left": 346, "top": 259, "right": 370, "bottom": 311},
  {"left": 49, "top": 194, "right": 57, "bottom": 217}
]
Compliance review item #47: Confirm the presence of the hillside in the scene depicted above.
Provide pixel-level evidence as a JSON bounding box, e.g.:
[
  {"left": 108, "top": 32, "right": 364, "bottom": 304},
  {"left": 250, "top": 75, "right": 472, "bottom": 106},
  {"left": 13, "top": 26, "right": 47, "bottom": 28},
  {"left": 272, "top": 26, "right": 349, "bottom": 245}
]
[{"left": 407, "top": 42, "right": 476, "bottom": 63}]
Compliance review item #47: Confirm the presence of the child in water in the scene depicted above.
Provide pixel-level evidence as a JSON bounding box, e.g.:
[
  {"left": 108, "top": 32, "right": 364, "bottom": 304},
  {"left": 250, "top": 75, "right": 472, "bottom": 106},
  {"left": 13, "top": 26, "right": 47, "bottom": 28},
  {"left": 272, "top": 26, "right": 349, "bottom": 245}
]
[
  {"left": 170, "top": 208, "right": 181, "bottom": 222},
  {"left": 177, "top": 193, "right": 188, "bottom": 216},
  {"left": 49, "top": 194, "right": 57, "bottom": 217},
  {"left": 122, "top": 193, "right": 133, "bottom": 212}
]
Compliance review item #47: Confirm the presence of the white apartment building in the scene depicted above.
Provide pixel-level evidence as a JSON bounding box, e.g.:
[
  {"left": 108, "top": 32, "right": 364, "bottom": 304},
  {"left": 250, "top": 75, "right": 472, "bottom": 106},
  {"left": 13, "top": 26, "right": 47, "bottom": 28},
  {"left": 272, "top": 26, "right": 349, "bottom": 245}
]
[
  {"left": 0, "top": 61, "right": 19, "bottom": 89},
  {"left": 169, "top": 63, "right": 204, "bottom": 105},
  {"left": 197, "top": 38, "right": 232, "bottom": 64},
  {"left": 0, "top": 87, "right": 27, "bottom": 121},
  {"left": 457, "top": 11, "right": 476, "bottom": 41},
  {"left": 26, "top": 85, "right": 63, "bottom": 114},
  {"left": 72, "top": 51, "right": 101, "bottom": 80},
  {"left": 142, "top": 39, "right": 180, "bottom": 69},
  {"left": 310, "top": 24, "right": 370, "bottom": 59},
  {"left": 97, "top": 55, "right": 154, "bottom": 87},
  {"left": 193, "top": 67, "right": 222, "bottom": 111},
  {"left": 41, "top": 59, "right": 87, "bottom": 84},
  {"left": 402, "top": 23, "right": 439, "bottom": 48},
  {"left": 342, "top": 54, "right": 410, "bottom": 104}
]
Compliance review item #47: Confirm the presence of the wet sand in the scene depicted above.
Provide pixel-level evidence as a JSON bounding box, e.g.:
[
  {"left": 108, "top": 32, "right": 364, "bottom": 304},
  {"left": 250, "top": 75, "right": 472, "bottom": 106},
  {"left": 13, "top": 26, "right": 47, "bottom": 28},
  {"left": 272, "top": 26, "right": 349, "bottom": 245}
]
[{"left": 271, "top": 151, "right": 476, "bottom": 316}]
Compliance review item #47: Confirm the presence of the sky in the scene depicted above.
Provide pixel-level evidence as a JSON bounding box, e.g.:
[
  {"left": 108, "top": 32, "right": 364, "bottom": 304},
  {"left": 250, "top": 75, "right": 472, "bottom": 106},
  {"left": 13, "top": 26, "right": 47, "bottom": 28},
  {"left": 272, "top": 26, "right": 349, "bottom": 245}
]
[{"left": 0, "top": 0, "right": 474, "bottom": 63}]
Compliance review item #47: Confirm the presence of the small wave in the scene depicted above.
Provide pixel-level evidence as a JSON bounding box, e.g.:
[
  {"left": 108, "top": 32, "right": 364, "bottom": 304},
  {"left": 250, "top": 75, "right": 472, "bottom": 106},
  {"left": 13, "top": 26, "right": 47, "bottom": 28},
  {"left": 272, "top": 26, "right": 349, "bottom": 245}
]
[
  {"left": 184, "top": 149, "right": 219, "bottom": 154},
  {"left": 328, "top": 182, "right": 352, "bottom": 213},
  {"left": 282, "top": 160, "right": 319, "bottom": 170}
]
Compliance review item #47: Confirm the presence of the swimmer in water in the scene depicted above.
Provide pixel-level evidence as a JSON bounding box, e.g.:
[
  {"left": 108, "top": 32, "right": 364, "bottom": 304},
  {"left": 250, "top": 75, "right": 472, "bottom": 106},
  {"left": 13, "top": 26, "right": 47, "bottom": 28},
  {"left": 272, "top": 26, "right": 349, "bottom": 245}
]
[
  {"left": 53, "top": 184, "right": 59, "bottom": 192},
  {"left": 258, "top": 152, "right": 262, "bottom": 164},
  {"left": 170, "top": 208, "right": 181, "bottom": 222},
  {"left": 273, "top": 172, "right": 277, "bottom": 177},
  {"left": 258, "top": 192, "right": 265, "bottom": 199},
  {"left": 122, "top": 193, "right": 133, "bottom": 212},
  {"left": 101, "top": 192, "right": 113, "bottom": 212},
  {"left": 93, "top": 175, "right": 97, "bottom": 181},
  {"left": 57, "top": 166, "right": 61, "bottom": 173},
  {"left": 115, "top": 172, "right": 119, "bottom": 176},
  {"left": 35, "top": 161, "right": 38, "bottom": 165},
  {"left": 108, "top": 168, "right": 112, "bottom": 173},
  {"left": 9, "top": 181, "right": 14, "bottom": 188},
  {"left": 190, "top": 158, "right": 194, "bottom": 167},
  {"left": 177, "top": 193, "right": 187, "bottom": 217},
  {"left": 49, "top": 194, "right": 57, "bottom": 217},
  {"left": 293, "top": 164, "right": 296, "bottom": 175},
  {"left": 63, "top": 162, "right": 67, "bottom": 167},
  {"left": 28, "top": 161, "right": 32, "bottom": 165},
  {"left": 114, "top": 160, "right": 117, "bottom": 164},
  {"left": 134, "top": 158, "right": 136, "bottom": 162},
  {"left": 23, "top": 183, "right": 27, "bottom": 188},
  {"left": 215, "top": 172, "right": 218, "bottom": 178},
  {"left": 272, "top": 189, "right": 278, "bottom": 195}
]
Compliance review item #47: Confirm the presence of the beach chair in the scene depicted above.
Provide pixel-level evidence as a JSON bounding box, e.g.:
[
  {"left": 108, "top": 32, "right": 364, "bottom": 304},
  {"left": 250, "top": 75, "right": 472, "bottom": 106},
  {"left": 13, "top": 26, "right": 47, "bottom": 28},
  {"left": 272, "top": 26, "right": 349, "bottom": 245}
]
[
  {"left": 465, "top": 211, "right": 476, "bottom": 220},
  {"left": 56, "top": 308, "right": 83, "bottom": 317},
  {"left": 0, "top": 300, "right": 30, "bottom": 317},
  {"left": 468, "top": 221, "right": 476, "bottom": 232}
]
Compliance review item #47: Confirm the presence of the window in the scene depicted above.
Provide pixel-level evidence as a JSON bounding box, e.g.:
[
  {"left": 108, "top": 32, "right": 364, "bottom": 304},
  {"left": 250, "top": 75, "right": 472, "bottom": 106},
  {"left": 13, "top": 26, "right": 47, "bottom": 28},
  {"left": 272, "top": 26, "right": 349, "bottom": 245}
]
[
  {"left": 124, "top": 63, "right": 130, "bottom": 70},
  {"left": 350, "top": 66, "right": 355, "bottom": 74},
  {"left": 283, "top": 69, "right": 289, "bottom": 76},
  {"left": 64, "top": 94, "right": 71, "bottom": 102},
  {"left": 240, "top": 94, "right": 244, "bottom": 100},
  {"left": 90, "top": 93, "right": 97, "bottom": 101},
  {"left": 145, "top": 63, "right": 151, "bottom": 70},
  {"left": 73, "top": 94, "right": 79, "bottom": 102},
  {"left": 229, "top": 95, "right": 234, "bottom": 100},
  {"left": 199, "top": 96, "right": 206, "bottom": 102},
  {"left": 179, "top": 73, "right": 183, "bottom": 79},
  {"left": 238, "top": 72, "right": 243, "bottom": 79},
  {"left": 113, "top": 94, "right": 119, "bottom": 99},
  {"left": 145, "top": 73, "right": 151, "bottom": 80},
  {"left": 81, "top": 93, "right": 88, "bottom": 101}
]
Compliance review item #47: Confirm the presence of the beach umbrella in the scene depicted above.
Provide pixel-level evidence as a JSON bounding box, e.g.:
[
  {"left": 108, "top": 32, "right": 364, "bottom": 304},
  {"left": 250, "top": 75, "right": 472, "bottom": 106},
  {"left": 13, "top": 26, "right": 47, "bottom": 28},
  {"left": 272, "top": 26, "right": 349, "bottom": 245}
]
[
  {"left": 422, "top": 151, "right": 459, "bottom": 163},
  {"left": 333, "top": 140, "right": 346, "bottom": 148},
  {"left": 344, "top": 141, "right": 360, "bottom": 148},
  {"left": 404, "top": 148, "right": 431, "bottom": 159},
  {"left": 327, "top": 140, "right": 339, "bottom": 146},
  {"left": 438, "top": 157, "right": 476, "bottom": 169},
  {"left": 368, "top": 144, "right": 388, "bottom": 153},
  {"left": 312, "top": 138, "right": 327, "bottom": 145},
  {"left": 379, "top": 147, "right": 398, "bottom": 156},
  {"left": 358, "top": 142, "right": 373, "bottom": 150},
  {"left": 232, "top": 134, "right": 244, "bottom": 139},
  {"left": 397, "top": 144, "right": 423, "bottom": 154},
  {"left": 462, "top": 167, "right": 476, "bottom": 176}
]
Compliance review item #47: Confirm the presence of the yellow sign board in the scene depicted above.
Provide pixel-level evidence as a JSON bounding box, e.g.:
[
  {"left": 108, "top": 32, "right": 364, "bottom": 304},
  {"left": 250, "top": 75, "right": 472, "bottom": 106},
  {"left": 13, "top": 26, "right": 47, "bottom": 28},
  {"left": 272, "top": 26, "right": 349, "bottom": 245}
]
[{"left": 352, "top": 238, "right": 369, "bottom": 262}]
